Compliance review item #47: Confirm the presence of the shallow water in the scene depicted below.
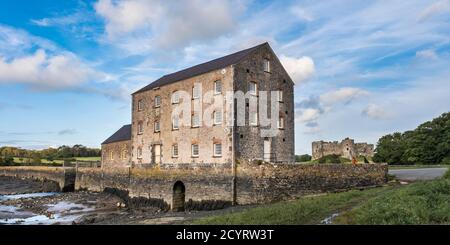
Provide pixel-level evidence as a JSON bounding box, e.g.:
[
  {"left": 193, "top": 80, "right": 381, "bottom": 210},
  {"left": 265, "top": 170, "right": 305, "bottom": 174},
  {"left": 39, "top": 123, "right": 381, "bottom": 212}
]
[
  {"left": 0, "top": 192, "right": 93, "bottom": 225},
  {"left": 0, "top": 192, "right": 58, "bottom": 201}
]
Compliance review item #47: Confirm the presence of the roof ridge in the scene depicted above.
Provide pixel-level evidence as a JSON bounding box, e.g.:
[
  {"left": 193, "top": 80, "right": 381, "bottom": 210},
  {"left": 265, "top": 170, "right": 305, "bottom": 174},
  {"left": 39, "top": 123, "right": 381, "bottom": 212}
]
[{"left": 132, "top": 42, "right": 268, "bottom": 94}]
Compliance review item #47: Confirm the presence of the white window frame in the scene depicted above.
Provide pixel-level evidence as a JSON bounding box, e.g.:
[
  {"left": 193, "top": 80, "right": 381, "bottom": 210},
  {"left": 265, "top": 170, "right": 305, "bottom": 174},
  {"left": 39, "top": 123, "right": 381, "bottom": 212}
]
[
  {"left": 172, "top": 116, "right": 179, "bottom": 130},
  {"left": 213, "top": 143, "right": 222, "bottom": 157},
  {"left": 191, "top": 144, "right": 199, "bottom": 157},
  {"left": 137, "top": 99, "right": 144, "bottom": 111},
  {"left": 278, "top": 90, "right": 283, "bottom": 102},
  {"left": 264, "top": 59, "right": 270, "bottom": 72},
  {"left": 137, "top": 148, "right": 142, "bottom": 159},
  {"left": 138, "top": 121, "right": 144, "bottom": 134},
  {"left": 214, "top": 80, "right": 222, "bottom": 94},
  {"left": 154, "top": 96, "right": 161, "bottom": 107},
  {"left": 192, "top": 113, "right": 200, "bottom": 128},
  {"left": 172, "top": 144, "right": 178, "bottom": 158},
  {"left": 249, "top": 82, "right": 257, "bottom": 96},
  {"left": 154, "top": 121, "right": 160, "bottom": 132},
  {"left": 250, "top": 111, "right": 258, "bottom": 126},
  {"left": 214, "top": 110, "right": 222, "bottom": 125},
  {"left": 192, "top": 84, "right": 200, "bottom": 99},
  {"left": 278, "top": 116, "right": 284, "bottom": 129},
  {"left": 172, "top": 91, "right": 180, "bottom": 104}
]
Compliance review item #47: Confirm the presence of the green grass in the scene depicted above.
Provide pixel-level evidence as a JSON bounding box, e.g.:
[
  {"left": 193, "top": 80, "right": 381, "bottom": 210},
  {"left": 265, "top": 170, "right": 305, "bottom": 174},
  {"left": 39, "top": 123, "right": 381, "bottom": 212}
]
[
  {"left": 192, "top": 187, "right": 393, "bottom": 225},
  {"left": 334, "top": 178, "right": 450, "bottom": 224},
  {"left": 13, "top": 157, "right": 64, "bottom": 164},
  {"left": 74, "top": 157, "right": 101, "bottom": 161}
]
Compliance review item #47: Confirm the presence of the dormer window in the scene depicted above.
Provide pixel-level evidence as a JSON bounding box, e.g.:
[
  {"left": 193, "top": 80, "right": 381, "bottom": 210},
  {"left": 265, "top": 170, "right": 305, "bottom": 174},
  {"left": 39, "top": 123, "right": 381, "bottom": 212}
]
[{"left": 263, "top": 59, "right": 270, "bottom": 72}]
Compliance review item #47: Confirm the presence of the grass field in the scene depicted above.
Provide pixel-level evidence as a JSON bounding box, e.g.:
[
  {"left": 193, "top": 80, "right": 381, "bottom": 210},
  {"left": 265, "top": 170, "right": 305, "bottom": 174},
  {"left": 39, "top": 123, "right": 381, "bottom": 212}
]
[
  {"left": 193, "top": 169, "right": 450, "bottom": 225},
  {"left": 13, "top": 156, "right": 100, "bottom": 164}
]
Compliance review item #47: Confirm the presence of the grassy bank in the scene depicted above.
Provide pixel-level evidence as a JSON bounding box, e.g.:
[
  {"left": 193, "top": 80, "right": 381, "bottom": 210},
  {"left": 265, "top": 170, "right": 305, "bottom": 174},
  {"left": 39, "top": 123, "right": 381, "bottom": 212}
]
[
  {"left": 335, "top": 173, "right": 450, "bottom": 224},
  {"left": 192, "top": 186, "right": 394, "bottom": 225},
  {"left": 193, "top": 169, "right": 450, "bottom": 225}
]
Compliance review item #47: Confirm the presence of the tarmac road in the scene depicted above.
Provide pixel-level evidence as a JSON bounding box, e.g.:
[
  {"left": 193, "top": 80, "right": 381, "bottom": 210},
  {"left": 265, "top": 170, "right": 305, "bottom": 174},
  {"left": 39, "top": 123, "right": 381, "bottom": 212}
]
[{"left": 388, "top": 168, "right": 448, "bottom": 181}]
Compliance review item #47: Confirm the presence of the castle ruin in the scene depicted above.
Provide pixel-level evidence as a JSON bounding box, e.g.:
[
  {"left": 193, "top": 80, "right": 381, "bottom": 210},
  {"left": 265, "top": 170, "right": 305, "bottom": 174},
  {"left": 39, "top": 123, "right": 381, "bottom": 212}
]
[{"left": 312, "top": 138, "right": 374, "bottom": 160}]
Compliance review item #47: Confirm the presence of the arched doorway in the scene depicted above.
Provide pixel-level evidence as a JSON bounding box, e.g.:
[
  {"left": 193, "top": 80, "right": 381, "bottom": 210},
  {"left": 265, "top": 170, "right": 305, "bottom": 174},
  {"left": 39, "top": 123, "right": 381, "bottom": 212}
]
[{"left": 172, "top": 181, "right": 185, "bottom": 211}]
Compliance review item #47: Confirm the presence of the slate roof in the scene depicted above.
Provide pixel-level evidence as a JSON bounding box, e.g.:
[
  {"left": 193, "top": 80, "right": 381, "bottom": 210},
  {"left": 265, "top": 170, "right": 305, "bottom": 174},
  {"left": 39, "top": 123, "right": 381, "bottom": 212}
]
[
  {"left": 133, "top": 42, "right": 268, "bottom": 94},
  {"left": 102, "top": 124, "right": 131, "bottom": 145}
]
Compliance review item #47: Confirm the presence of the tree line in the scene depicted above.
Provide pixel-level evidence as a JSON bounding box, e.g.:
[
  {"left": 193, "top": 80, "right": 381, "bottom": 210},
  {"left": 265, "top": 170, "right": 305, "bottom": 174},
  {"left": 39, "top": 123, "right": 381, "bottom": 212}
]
[
  {"left": 0, "top": 145, "right": 101, "bottom": 165},
  {"left": 373, "top": 112, "right": 450, "bottom": 165}
]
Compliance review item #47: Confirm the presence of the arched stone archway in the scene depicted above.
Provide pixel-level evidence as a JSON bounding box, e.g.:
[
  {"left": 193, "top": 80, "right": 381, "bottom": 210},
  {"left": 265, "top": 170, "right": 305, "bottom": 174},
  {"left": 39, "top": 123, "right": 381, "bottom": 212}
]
[{"left": 172, "top": 181, "right": 185, "bottom": 211}]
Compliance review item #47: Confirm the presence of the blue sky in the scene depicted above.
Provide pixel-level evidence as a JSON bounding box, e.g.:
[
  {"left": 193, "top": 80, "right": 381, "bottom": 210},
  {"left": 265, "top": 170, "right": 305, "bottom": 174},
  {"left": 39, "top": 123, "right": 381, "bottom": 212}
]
[{"left": 0, "top": 0, "right": 449, "bottom": 154}]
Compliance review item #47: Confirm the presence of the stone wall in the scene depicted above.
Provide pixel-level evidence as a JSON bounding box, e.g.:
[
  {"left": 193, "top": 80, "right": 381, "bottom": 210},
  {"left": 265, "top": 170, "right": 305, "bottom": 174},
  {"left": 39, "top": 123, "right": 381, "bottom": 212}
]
[
  {"left": 101, "top": 140, "right": 131, "bottom": 168},
  {"left": 235, "top": 161, "right": 387, "bottom": 204},
  {"left": 131, "top": 66, "right": 234, "bottom": 166},
  {"left": 233, "top": 44, "right": 295, "bottom": 163},
  {"left": 0, "top": 166, "right": 76, "bottom": 192},
  {"left": 1, "top": 163, "right": 387, "bottom": 209}
]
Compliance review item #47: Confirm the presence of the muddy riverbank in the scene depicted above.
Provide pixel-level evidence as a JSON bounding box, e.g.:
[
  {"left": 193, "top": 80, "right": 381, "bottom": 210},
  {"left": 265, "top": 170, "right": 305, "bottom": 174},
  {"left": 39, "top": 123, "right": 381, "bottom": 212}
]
[{"left": 0, "top": 176, "right": 253, "bottom": 225}]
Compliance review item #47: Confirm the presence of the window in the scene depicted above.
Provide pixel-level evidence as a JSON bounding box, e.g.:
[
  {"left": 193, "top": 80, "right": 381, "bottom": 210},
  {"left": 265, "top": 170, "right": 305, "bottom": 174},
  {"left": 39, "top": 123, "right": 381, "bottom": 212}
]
[
  {"left": 214, "top": 143, "right": 222, "bottom": 157},
  {"left": 249, "top": 82, "right": 257, "bottom": 95},
  {"left": 214, "top": 110, "right": 222, "bottom": 125},
  {"left": 172, "top": 116, "right": 179, "bottom": 130},
  {"left": 192, "top": 84, "right": 200, "bottom": 99},
  {"left": 192, "top": 113, "right": 200, "bottom": 127},
  {"left": 191, "top": 144, "right": 199, "bottom": 157},
  {"left": 154, "top": 121, "right": 160, "bottom": 132},
  {"left": 137, "top": 121, "right": 143, "bottom": 134},
  {"left": 172, "top": 91, "right": 180, "bottom": 104},
  {"left": 121, "top": 149, "right": 128, "bottom": 160},
  {"left": 172, "top": 144, "right": 178, "bottom": 157},
  {"left": 250, "top": 111, "right": 258, "bottom": 126},
  {"left": 263, "top": 59, "right": 270, "bottom": 72},
  {"left": 154, "top": 96, "right": 161, "bottom": 107},
  {"left": 137, "top": 148, "right": 142, "bottom": 159},
  {"left": 277, "top": 90, "right": 283, "bottom": 102},
  {"left": 137, "top": 99, "right": 144, "bottom": 111},
  {"left": 110, "top": 151, "right": 114, "bottom": 160},
  {"left": 214, "top": 80, "right": 222, "bottom": 94},
  {"left": 278, "top": 117, "right": 284, "bottom": 129}
]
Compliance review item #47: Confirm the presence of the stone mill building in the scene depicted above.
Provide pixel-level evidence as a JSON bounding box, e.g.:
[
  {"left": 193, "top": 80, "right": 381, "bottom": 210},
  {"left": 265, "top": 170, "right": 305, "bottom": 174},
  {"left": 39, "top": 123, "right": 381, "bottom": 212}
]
[{"left": 101, "top": 42, "right": 295, "bottom": 168}]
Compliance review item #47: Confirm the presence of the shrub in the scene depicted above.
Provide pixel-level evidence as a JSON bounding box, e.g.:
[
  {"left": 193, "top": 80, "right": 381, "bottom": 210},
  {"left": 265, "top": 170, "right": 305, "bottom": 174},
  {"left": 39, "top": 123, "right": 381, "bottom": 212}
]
[{"left": 296, "top": 154, "right": 312, "bottom": 162}]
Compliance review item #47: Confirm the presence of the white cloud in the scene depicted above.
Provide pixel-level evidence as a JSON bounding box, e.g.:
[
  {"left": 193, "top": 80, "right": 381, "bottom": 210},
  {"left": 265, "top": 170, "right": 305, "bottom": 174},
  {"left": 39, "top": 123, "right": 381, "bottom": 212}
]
[
  {"left": 280, "top": 55, "right": 315, "bottom": 84},
  {"left": 362, "top": 104, "right": 386, "bottom": 119},
  {"left": 94, "top": 0, "right": 238, "bottom": 51},
  {"left": 0, "top": 49, "right": 105, "bottom": 89},
  {"left": 416, "top": 49, "right": 438, "bottom": 60},
  {"left": 319, "top": 87, "right": 369, "bottom": 105},
  {"left": 418, "top": 0, "right": 450, "bottom": 22},
  {"left": 291, "top": 7, "right": 314, "bottom": 22},
  {"left": 295, "top": 108, "right": 321, "bottom": 123}
]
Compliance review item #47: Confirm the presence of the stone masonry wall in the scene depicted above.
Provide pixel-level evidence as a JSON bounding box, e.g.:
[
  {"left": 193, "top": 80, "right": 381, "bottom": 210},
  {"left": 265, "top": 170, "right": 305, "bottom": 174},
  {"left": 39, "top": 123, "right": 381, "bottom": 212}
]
[
  {"left": 0, "top": 166, "right": 76, "bottom": 192},
  {"left": 312, "top": 138, "right": 375, "bottom": 160},
  {"left": 233, "top": 44, "right": 295, "bottom": 163},
  {"left": 131, "top": 67, "right": 234, "bottom": 165},
  {"left": 101, "top": 140, "right": 132, "bottom": 168}
]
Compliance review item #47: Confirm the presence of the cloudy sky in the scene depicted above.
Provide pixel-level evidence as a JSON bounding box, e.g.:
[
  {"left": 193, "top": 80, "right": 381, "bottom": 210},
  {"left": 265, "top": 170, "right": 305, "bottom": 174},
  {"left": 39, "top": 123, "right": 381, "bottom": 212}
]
[{"left": 0, "top": 0, "right": 449, "bottom": 153}]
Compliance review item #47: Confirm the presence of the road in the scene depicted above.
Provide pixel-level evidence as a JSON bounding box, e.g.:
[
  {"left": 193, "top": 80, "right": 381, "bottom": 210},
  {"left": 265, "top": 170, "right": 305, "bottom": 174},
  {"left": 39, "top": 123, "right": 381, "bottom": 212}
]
[{"left": 388, "top": 168, "right": 448, "bottom": 181}]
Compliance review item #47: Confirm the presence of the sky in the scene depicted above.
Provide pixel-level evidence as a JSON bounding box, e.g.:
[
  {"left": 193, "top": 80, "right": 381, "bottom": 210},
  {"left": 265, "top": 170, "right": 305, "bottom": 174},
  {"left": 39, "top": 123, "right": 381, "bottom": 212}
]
[{"left": 0, "top": 0, "right": 449, "bottom": 154}]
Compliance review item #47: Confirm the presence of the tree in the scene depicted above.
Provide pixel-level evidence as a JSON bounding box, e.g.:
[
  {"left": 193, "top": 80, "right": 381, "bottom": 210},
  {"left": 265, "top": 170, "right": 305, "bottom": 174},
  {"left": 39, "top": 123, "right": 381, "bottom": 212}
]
[
  {"left": 373, "top": 112, "right": 450, "bottom": 165},
  {"left": 296, "top": 154, "right": 312, "bottom": 162}
]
